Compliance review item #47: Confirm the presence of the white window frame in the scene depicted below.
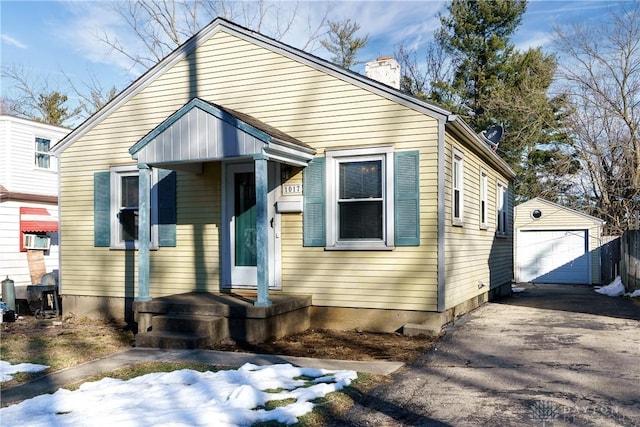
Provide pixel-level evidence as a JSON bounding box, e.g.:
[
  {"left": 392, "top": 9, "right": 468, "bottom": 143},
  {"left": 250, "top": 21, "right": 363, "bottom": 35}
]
[
  {"left": 34, "top": 136, "right": 56, "bottom": 171},
  {"left": 452, "top": 148, "right": 464, "bottom": 226},
  {"left": 110, "top": 165, "right": 159, "bottom": 250},
  {"left": 325, "top": 146, "right": 394, "bottom": 250},
  {"left": 480, "top": 169, "right": 488, "bottom": 229},
  {"left": 496, "top": 181, "right": 508, "bottom": 236}
]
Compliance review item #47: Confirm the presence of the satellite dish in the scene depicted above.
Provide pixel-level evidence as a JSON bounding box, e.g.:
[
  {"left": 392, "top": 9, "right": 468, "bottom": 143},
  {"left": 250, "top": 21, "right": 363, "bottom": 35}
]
[{"left": 479, "top": 125, "right": 503, "bottom": 151}]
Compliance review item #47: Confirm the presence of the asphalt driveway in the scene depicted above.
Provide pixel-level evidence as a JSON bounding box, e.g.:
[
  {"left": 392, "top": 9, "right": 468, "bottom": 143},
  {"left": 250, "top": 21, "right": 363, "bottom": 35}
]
[{"left": 337, "top": 283, "right": 640, "bottom": 426}]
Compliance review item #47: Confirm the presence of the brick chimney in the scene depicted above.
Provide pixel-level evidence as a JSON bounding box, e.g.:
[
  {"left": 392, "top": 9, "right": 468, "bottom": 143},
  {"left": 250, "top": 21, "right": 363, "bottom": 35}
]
[{"left": 365, "top": 56, "right": 400, "bottom": 89}]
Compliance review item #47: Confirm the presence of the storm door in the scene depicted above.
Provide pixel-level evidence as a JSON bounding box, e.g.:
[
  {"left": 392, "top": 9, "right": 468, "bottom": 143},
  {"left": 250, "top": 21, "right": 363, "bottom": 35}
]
[{"left": 224, "top": 162, "right": 280, "bottom": 288}]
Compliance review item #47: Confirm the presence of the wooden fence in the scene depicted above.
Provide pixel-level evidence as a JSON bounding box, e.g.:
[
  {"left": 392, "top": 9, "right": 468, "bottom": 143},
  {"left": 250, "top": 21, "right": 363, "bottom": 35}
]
[
  {"left": 619, "top": 230, "right": 640, "bottom": 292},
  {"left": 600, "top": 235, "right": 620, "bottom": 286}
]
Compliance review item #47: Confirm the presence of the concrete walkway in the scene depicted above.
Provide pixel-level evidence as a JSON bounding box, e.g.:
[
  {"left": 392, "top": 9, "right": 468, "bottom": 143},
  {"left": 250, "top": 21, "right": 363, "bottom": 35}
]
[
  {"left": 1, "top": 347, "right": 404, "bottom": 407},
  {"left": 336, "top": 283, "right": 640, "bottom": 427}
]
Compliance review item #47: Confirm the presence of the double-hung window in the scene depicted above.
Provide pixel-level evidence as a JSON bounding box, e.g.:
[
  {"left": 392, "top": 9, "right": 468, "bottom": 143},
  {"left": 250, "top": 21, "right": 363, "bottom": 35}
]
[
  {"left": 452, "top": 148, "right": 464, "bottom": 226},
  {"left": 496, "top": 181, "right": 508, "bottom": 236},
  {"left": 35, "top": 137, "right": 53, "bottom": 170},
  {"left": 325, "top": 146, "right": 394, "bottom": 250},
  {"left": 480, "top": 170, "right": 488, "bottom": 229},
  {"left": 110, "top": 166, "right": 158, "bottom": 249}
]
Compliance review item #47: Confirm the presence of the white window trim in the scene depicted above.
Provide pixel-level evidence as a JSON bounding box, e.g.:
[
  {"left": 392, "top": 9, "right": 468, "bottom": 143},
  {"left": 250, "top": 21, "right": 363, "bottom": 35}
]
[
  {"left": 496, "top": 181, "right": 508, "bottom": 237},
  {"left": 452, "top": 148, "right": 464, "bottom": 226},
  {"left": 325, "top": 146, "right": 394, "bottom": 250},
  {"left": 480, "top": 169, "right": 488, "bottom": 229},
  {"left": 34, "top": 136, "right": 57, "bottom": 172},
  {"left": 109, "top": 165, "right": 159, "bottom": 250}
]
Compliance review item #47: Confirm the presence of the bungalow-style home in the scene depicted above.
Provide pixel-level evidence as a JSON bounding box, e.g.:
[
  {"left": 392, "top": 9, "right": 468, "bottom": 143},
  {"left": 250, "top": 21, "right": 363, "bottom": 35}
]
[
  {"left": 51, "top": 18, "right": 515, "bottom": 345},
  {"left": 1, "top": 115, "right": 68, "bottom": 306},
  {"left": 514, "top": 197, "right": 605, "bottom": 285}
]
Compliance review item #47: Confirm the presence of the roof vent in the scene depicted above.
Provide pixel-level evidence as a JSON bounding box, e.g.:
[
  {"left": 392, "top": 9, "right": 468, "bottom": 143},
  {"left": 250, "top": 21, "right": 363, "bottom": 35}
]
[{"left": 365, "top": 56, "right": 401, "bottom": 89}]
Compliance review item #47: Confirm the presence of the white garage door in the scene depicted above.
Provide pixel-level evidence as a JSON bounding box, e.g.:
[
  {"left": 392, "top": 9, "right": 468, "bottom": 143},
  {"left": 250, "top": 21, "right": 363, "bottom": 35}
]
[{"left": 517, "top": 229, "right": 590, "bottom": 284}]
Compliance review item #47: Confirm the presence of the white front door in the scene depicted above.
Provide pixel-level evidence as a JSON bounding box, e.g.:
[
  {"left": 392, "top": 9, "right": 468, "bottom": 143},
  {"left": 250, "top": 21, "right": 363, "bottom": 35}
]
[{"left": 223, "top": 162, "right": 280, "bottom": 289}]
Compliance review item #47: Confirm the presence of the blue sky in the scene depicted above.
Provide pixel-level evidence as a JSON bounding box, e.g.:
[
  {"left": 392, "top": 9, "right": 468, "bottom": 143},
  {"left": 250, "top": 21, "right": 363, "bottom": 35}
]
[{"left": 0, "top": 0, "right": 623, "bottom": 122}]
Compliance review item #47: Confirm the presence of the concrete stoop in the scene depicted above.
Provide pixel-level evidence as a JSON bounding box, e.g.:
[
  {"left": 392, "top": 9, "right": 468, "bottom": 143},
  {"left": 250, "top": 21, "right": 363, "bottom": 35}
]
[
  {"left": 135, "top": 314, "right": 228, "bottom": 349},
  {"left": 134, "top": 292, "right": 311, "bottom": 349}
]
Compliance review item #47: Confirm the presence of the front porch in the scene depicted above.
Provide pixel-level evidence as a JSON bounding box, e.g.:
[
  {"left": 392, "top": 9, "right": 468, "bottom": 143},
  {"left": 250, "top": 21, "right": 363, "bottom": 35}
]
[{"left": 134, "top": 292, "right": 311, "bottom": 349}]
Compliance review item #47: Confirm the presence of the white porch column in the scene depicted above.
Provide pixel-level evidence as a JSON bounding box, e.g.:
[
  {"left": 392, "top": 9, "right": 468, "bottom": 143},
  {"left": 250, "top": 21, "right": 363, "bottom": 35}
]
[
  {"left": 254, "top": 154, "right": 271, "bottom": 307},
  {"left": 136, "top": 163, "right": 152, "bottom": 302}
]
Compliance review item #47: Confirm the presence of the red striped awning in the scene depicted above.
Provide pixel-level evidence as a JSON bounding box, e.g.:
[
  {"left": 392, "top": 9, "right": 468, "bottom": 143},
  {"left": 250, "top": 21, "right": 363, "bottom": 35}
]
[{"left": 19, "top": 207, "right": 58, "bottom": 232}]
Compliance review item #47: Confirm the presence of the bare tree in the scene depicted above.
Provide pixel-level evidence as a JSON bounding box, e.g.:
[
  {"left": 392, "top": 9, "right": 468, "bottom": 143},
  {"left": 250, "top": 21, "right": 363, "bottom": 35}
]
[
  {"left": 1, "top": 64, "right": 81, "bottom": 125},
  {"left": 554, "top": 2, "right": 640, "bottom": 234},
  {"left": 63, "top": 71, "right": 118, "bottom": 117},
  {"left": 99, "top": 0, "right": 329, "bottom": 72},
  {"left": 395, "top": 40, "right": 457, "bottom": 107}
]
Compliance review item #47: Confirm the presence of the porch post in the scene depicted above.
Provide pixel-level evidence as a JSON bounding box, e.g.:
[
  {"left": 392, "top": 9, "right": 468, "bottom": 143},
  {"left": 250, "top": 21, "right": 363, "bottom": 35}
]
[
  {"left": 136, "top": 163, "right": 152, "bottom": 302},
  {"left": 254, "top": 154, "right": 271, "bottom": 307}
]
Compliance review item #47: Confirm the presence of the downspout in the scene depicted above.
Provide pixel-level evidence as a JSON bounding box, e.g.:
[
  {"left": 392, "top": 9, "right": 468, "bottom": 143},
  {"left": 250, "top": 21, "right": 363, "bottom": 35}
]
[{"left": 437, "top": 118, "right": 448, "bottom": 312}]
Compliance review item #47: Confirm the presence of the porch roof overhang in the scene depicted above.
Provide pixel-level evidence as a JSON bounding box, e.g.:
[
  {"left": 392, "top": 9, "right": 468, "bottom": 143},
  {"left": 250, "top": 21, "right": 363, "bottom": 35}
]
[{"left": 129, "top": 98, "right": 316, "bottom": 168}]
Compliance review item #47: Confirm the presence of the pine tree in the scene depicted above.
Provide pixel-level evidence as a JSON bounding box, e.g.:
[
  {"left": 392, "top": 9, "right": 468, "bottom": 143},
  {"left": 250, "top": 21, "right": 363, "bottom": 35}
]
[{"left": 320, "top": 19, "right": 369, "bottom": 69}]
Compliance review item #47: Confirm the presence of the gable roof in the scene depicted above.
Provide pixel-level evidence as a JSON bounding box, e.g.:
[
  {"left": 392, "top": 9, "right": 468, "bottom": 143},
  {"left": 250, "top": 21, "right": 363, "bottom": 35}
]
[
  {"left": 50, "top": 18, "right": 515, "bottom": 177},
  {"left": 516, "top": 197, "right": 605, "bottom": 224},
  {"left": 130, "top": 98, "right": 315, "bottom": 166}
]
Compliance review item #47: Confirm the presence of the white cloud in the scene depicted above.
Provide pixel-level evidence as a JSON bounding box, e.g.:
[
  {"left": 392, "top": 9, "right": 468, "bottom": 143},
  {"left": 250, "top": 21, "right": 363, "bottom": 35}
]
[{"left": 1, "top": 33, "right": 27, "bottom": 49}]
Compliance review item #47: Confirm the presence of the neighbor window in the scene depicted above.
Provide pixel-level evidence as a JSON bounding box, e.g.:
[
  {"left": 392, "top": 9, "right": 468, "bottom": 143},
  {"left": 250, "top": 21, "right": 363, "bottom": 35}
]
[
  {"left": 35, "top": 137, "right": 52, "bottom": 170},
  {"left": 497, "top": 181, "right": 508, "bottom": 236},
  {"left": 452, "top": 148, "right": 464, "bottom": 226},
  {"left": 325, "top": 146, "right": 394, "bottom": 249},
  {"left": 480, "top": 170, "right": 488, "bottom": 229},
  {"left": 110, "top": 166, "right": 158, "bottom": 249}
]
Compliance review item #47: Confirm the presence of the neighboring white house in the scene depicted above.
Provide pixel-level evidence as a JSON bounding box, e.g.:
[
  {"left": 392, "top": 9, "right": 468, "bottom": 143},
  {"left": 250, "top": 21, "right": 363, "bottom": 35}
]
[{"left": 0, "top": 115, "right": 69, "bottom": 301}]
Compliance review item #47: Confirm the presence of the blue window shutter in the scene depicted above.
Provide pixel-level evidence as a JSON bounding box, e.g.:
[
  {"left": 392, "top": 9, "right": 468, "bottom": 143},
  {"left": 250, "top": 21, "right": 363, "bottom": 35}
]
[
  {"left": 395, "top": 151, "right": 420, "bottom": 246},
  {"left": 157, "top": 169, "right": 177, "bottom": 247},
  {"left": 303, "top": 157, "right": 325, "bottom": 247},
  {"left": 94, "top": 171, "right": 111, "bottom": 247}
]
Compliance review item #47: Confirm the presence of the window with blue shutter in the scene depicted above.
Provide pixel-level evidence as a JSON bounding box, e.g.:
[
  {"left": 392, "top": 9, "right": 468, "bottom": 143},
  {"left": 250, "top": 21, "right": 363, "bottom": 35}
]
[
  {"left": 93, "top": 168, "right": 176, "bottom": 248},
  {"left": 306, "top": 148, "right": 421, "bottom": 250}
]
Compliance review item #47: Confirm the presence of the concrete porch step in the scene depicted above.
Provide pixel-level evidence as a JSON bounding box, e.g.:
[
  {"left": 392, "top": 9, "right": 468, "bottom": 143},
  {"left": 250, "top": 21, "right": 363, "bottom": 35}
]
[
  {"left": 135, "top": 331, "right": 209, "bottom": 350},
  {"left": 152, "top": 314, "right": 228, "bottom": 344}
]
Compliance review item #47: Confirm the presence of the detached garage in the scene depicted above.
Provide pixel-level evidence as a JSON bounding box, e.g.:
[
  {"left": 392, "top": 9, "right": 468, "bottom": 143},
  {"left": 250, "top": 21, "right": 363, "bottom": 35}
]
[{"left": 515, "top": 198, "right": 604, "bottom": 285}]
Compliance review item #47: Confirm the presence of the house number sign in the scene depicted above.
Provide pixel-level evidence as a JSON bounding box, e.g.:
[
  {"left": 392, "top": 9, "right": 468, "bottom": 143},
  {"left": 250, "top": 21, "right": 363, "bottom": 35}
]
[{"left": 282, "top": 184, "right": 302, "bottom": 195}]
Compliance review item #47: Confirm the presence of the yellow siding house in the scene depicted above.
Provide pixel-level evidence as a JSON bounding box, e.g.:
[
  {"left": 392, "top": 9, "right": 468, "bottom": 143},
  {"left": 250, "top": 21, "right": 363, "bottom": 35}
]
[{"left": 52, "top": 19, "right": 515, "bottom": 335}]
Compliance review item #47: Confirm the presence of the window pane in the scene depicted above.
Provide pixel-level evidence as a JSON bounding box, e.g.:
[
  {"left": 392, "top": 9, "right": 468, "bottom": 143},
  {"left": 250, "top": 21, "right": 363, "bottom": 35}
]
[
  {"left": 35, "top": 153, "right": 50, "bottom": 168},
  {"left": 35, "top": 137, "right": 50, "bottom": 152},
  {"left": 121, "top": 176, "right": 139, "bottom": 207},
  {"left": 339, "top": 161, "right": 382, "bottom": 199},
  {"left": 339, "top": 201, "right": 383, "bottom": 239},
  {"left": 234, "top": 172, "right": 257, "bottom": 267},
  {"left": 120, "top": 176, "right": 139, "bottom": 241}
]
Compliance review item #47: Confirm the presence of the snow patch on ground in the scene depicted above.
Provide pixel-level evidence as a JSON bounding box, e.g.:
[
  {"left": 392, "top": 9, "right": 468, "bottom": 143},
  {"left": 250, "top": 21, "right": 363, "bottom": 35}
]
[
  {"left": 0, "top": 361, "right": 49, "bottom": 382},
  {"left": 0, "top": 362, "right": 357, "bottom": 426},
  {"left": 595, "top": 276, "right": 626, "bottom": 297}
]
